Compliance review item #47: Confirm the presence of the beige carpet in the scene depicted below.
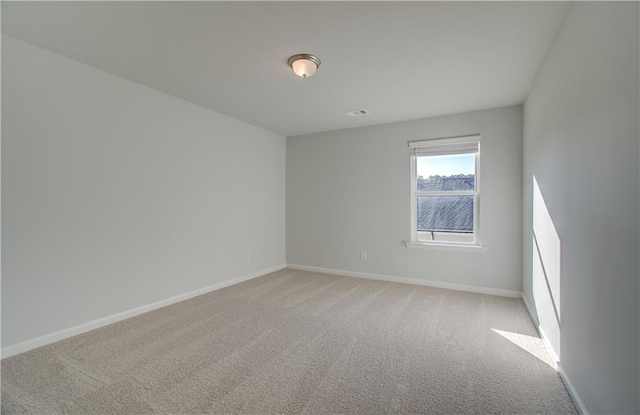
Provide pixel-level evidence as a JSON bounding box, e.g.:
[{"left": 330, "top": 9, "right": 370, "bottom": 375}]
[{"left": 1, "top": 268, "right": 576, "bottom": 414}]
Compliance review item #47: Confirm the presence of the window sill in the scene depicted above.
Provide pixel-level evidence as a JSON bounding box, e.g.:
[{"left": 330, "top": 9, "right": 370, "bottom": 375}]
[{"left": 404, "top": 241, "right": 486, "bottom": 252}]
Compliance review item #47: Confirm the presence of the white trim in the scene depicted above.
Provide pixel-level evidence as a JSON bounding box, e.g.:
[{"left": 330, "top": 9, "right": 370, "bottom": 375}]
[
  {"left": 474, "top": 145, "right": 481, "bottom": 245},
  {"left": 410, "top": 150, "right": 417, "bottom": 239},
  {"left": 521, "top": 294, "right": 588, "bottom": 415},
  {"left": 404, "top": 241, "right": 486, "bottom": 252},
  {"left": 537, "top": 325, "right": 560, "bottom": 369},
  {"left": 520, "top": 293, "right": 539, "bottom": 326},
  {"left": 520, "top": 294, "right": 559, "bottom": 366},
  {"left": 1, "top": 264, "right": 286, "bottom": 359},
  {"left": 286, "top": 263, "right": 520, "bottom": 298},
  {"left": 416, "top": 190, "right": 475, "bottom": 197},
  {"left": 408, "top": 134, "right": 481, "bottom": 148},
  {"left": 409, "top": 135, "right": 481, "bottom": 246},
  {"left": 558, "top": 362, "right": 589, "bottom": 415}
]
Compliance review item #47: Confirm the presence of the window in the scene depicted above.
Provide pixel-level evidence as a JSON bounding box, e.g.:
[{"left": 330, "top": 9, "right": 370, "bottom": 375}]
[{"left": 409, "top": 135, "right": 480, "bottom": 246}]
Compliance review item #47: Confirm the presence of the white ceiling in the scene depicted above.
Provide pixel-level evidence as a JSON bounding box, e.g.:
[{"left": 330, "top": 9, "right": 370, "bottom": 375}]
[{"left": 2, "top": 2, "right": 569, "bottom": 137}]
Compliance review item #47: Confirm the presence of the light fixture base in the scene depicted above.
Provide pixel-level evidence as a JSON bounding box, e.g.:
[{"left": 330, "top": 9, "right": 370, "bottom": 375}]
[{"left": 287, "top": 54, "right": 321, "bottom": 68}]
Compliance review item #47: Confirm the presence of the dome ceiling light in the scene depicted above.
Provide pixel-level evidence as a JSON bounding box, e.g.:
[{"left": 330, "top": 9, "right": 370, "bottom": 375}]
[{"left": 288, "top": 54, "right": 321, "bottom": 78}]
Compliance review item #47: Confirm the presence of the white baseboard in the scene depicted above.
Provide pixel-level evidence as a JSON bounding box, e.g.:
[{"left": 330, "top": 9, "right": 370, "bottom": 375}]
[
  {"left": 520, "top": 294, "right": 559, "bottom": 360},
  {"left": 520, "top": 294, "right": 589, "bottom": 415},
  {"left": 1, "top": 264, "right": 286, "bottom": 359},
  {"left": 520, "top": 294, "right": 560, "bottom": 367},
  {"left": 558, "top": 363, "right": 589, "bottom": 415},
  {"left": 286, "top": 263, "right": 521, "bottom": 298},
  {"left": 520, "top": 293, "right": 539, "bottom": 326}
]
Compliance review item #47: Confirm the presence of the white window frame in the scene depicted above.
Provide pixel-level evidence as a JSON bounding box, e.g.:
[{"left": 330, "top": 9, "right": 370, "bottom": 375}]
[{"left": 408, "top": 135, "right": 481, "bottom": 248}]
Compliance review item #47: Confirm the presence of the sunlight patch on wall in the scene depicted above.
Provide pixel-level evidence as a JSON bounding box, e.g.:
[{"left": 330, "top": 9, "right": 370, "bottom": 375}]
[{"left": 532, "top": 176, "right": 562, "bottom": 362}]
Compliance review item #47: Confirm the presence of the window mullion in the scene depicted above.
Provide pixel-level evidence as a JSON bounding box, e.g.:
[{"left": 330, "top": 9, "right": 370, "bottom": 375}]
[{"left": 416, "top": 190, "right": 476, "bottom": 197}]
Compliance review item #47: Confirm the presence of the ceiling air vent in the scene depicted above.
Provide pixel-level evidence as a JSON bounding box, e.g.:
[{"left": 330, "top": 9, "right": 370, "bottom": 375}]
[{"left": 345, "top": 109, "right": 370, "bottom": 118}]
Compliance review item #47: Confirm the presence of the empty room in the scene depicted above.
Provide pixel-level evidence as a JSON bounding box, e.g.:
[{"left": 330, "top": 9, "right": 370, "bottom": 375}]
[{"left": 1, "top": 1, "right": 639, "bottom": 414}]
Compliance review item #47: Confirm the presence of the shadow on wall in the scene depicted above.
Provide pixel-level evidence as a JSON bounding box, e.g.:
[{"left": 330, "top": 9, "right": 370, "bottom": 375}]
[{"left": 531, "top": 176, "right": 562, "bottom": 363}]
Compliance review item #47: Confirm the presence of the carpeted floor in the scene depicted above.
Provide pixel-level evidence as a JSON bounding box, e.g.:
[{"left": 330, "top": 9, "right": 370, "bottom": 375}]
[{"left": 1, "top": 268, "right": 576, "bottom": 414}]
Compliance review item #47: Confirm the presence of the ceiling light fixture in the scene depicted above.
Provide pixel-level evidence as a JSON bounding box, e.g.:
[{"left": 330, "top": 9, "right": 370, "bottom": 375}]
[{"left": 288, "top": 54, "right": 321, "bottom": 78}]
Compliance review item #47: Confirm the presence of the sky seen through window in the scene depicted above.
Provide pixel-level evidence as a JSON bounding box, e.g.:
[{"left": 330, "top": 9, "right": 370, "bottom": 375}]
[{"left": 417, "top": 154, "right": 475, "bottom": 178}]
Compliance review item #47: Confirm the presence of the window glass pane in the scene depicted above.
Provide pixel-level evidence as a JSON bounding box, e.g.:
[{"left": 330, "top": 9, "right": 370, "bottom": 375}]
[
  {"left": 417, "top": 195, "right": 474, "bottom": 233},
  {"left": 416, "top": 154, "right": 475, "bottom": 192}
]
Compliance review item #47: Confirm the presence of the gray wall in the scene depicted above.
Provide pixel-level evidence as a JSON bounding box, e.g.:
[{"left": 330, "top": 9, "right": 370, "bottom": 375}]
[
  {"left": 522, "top": 3, "right": 639, "bottom": 413},
  {"left": 287, "top": 106, "right": 523, "bottom": 293},
  {"left": 2, "top": 37, "right": 286, "bottom": 348}
]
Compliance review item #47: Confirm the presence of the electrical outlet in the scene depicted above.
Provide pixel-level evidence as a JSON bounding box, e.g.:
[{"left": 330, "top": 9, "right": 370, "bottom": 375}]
[
  {"left": 245, "top": 252, "right": 251, "bottom": 261},
  {"left": 360, "top": 251, "right": 367, "bottom": 260}
]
